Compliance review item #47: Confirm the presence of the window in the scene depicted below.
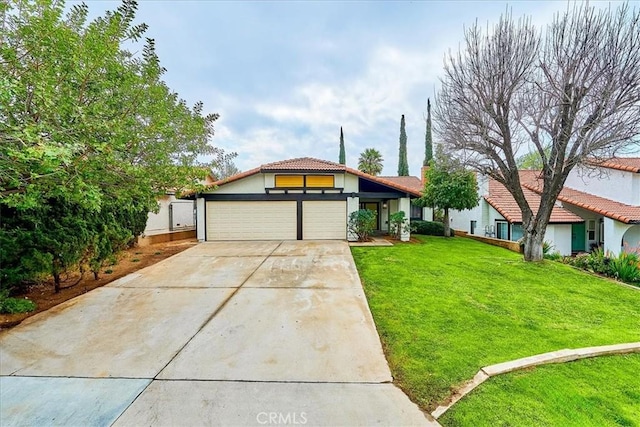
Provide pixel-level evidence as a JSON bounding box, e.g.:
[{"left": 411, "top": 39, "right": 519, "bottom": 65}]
[
  {"left": 470, "top": 220, "right": 477, "bottom": 235},
  {"left": 511, "top": 224, "right": 524, "bottom": 241},
  {"left": 588, "top": 219, "right": 596, "bottom": 241},
  {"left": 496, "top": 221, "right": 508, "bottom": 240},
  {"left": 306, "top": 175, "right": 334, "bottom": 188},
  {"left": 275, "top": 175, "right": 303, "bottom": 187},
  {"left": 410, "top": 204, "right": 423, "bottom": 220}
]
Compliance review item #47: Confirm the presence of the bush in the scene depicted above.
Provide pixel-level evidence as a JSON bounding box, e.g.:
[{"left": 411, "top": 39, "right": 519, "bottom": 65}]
[
  {"left": 348, "top": 209, "right": 377, "bottom": 242},
  {"left": 609, "top": 252, "right": 640, "bottom": 283},
  {"left": 0, "top": 290, "right": 36, "bottom": 314},
  {"left": 389, "top": 211, "right": 411, "bottom": 240},
  {"left": 411, "top": 220, "right": 445, "bottom": 236},
  {"left": 586, "top": 247, "right": 613, "bottom": 275}
]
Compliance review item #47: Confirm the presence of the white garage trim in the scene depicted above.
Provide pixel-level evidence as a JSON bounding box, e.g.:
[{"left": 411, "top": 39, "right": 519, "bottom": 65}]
[
  {"left": 303, "top": 201, "right": 347, "bottom": 240},
  {"left": 206, "top": 201, "right": 297, "bottom": 241}
]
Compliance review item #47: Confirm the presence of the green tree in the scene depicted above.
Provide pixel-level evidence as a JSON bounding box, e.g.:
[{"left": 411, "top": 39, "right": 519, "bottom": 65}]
[
  {"left": 424, "top": 99, "right": 433, "bottom": 166},
  {"left": 358, "top": 148, "right": 384, "bottom": 176},
  {"left": 419, "top": 148, "right": 479, "bottom": 237},
  {"left": 398, "top": 114, "right": 409, "bottom": 176},
  {"left": 0, "top": 0, "right": 231, "bottom": 291},
  {"left": 516, "top": 147, "right": 551, "bottom": 170},
  {"left": 339, "top": 127, "right": 346, "bottom": 165}
]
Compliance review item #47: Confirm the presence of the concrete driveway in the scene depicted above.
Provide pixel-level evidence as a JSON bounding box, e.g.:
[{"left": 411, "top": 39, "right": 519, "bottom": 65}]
[{"left": 0, "top": 241, "right": 437, "bottom": 426}]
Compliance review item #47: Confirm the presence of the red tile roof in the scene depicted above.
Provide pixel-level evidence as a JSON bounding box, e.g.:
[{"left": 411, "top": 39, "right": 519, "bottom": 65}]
[
  {"left": 261, "top": 157, "right": 346, "bottom": 172},
  {"left": 204, "top": 157, "right": 422, "bottom": 197},
  {"left": 521, "top": 175, "right": 640, "bottom": 224},
  {"left": 484, "top": 172, "right": 583, "bottom": 224},
  {"left": 592, "top": 157, "right": 640, "bottom": 173},
  {"left": 379, "top": 176, "right": 424, "bottom": 193}
]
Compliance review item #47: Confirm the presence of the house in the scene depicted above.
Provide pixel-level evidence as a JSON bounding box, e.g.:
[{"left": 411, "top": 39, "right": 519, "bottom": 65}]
[
  {"left": 449, "top": 158, "right": 640, "bottom": 256},
  {"left": 139, "top": 174, "right": 216, "bottom": 246},
  {"left": 193, "top": 157, "right": 423, "bottom": 242}
]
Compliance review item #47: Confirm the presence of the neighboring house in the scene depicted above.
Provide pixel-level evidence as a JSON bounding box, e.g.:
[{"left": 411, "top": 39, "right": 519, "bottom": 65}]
[
  {"left": 193, "top": 157, "right": 422, "bottom": 242},
  {"left": 449, "top": 158, "right": 640, "bottom": 256},
  {"left": 139, "top": 174, "right": 216, "bottom": 246}
]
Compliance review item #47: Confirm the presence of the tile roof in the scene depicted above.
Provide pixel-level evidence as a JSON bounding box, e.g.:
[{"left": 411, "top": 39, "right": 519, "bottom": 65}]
[
  {"left": 260, "top": 157, "right": 347, "bottom": 172},
  {"left": 379, "top": 176, "right": 424, "bottom": 193},
  {"left": 593, "top": 157, "right": 640, "bottom": 173},
  {"left": 204, "top": 157, "right": 422, "bottom": 197},
  {"left": 484, "top": 172, "right": 583, "bottom": 224},
  {"left": 521, "top": 175, "right": 640, "bottom": 224}
]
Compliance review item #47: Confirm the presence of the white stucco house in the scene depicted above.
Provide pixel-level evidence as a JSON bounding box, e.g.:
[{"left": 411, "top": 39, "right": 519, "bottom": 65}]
[
  {"left": 192, "top": 157, "right": 425, "bottom": 242},
  {"left": 449, "top": 158, "right": 640, "bottom": 256}
]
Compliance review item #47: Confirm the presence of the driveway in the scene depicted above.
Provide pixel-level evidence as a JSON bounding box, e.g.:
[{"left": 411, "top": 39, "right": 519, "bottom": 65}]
[{"left": 0, "top": 241, "right": 437, "bottom": 426}]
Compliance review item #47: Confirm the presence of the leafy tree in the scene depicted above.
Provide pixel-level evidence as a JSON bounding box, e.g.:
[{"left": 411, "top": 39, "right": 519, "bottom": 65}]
[
  {"left": 516, "top": 147, "right": 551, "bottom": 170},
  {"left": 424, "top": 99, "right": 433, "bottom": 166},
  {"left": 419, "top": 148, "right": 479, "bottom": 238},
  {"left": 358, "top": 148, "right": 384, "bottom": 176},
  {"left": 339, "top": 127, "right": 346, "bottom": 165},
  {"left": 0, "top": 0, "right": 230, "bottom": 291},
  {"left": 435, "top": 3, "right": 640, "bottom": 260},
  {"left": 398, "top": 115, "right": 409, "bottom": 176}
]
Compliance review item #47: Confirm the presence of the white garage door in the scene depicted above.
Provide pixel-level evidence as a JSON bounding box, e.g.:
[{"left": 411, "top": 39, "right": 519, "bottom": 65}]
[
  {"left": 206, "top": 201, "right": 297, "bottom": 241},
  {"left": 303, "top": 201, "right": 346, "bottom": 240}
]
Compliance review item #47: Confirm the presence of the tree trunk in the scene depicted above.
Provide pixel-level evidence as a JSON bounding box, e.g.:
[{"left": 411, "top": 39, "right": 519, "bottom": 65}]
[
  {"left": 53, "top": 272, "right": 61, "bottom": 293},
  {"left": 523, "top": 229, "right": 544, "bottom": 261},
  {"left": 443, "top": 207, "right": 451, "bottom": 237}
]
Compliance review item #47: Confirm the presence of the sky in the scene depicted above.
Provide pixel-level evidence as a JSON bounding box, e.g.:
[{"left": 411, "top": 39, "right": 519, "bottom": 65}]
[{"left": 73, "top": 0, "right": 624, "bottom": 176}]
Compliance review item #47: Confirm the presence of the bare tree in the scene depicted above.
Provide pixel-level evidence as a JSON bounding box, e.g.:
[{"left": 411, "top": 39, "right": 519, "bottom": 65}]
[{"left": 435, "top": 3, "right": 640, "bottom": 261}]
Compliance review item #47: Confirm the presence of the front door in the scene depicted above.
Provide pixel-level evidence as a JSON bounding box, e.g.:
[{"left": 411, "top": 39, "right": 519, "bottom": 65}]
[
  {"left": 360, "top": 202, "right": 380, "bottom": 230},
  {"left": 572, "top": 223, "right": 586, "bottom": 252}
]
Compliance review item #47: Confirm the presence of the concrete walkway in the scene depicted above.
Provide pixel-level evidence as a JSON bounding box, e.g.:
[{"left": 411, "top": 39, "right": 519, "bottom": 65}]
[{"left": 0, "top": 240, "right": 436, "bottom": 426}]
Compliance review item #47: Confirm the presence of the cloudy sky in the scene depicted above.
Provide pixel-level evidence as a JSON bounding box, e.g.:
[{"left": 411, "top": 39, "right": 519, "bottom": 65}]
[{"left": 76, "top": 0, "right": 620, "bottom": 176}]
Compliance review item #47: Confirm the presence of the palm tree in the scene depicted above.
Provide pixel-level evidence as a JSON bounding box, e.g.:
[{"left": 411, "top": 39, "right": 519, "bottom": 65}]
[{"left": 358, "top": 148, "right": 384, "bottom": 176}]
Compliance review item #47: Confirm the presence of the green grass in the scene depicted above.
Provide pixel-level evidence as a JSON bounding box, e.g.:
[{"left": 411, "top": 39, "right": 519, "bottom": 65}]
[
  {"left": 441, "top": 354, "right": 640, "bottom": 427},
  {"left": 351, "top": 236, "right": 640, "bottom": 412}
]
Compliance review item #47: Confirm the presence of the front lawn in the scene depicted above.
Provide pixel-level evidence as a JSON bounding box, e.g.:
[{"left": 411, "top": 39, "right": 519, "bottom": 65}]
[
  {"left": 351, "top": 236, "right": 640, "bottom": 413},
  {"left": 441, "top": 353, "right": 640, "bottom": 427}
]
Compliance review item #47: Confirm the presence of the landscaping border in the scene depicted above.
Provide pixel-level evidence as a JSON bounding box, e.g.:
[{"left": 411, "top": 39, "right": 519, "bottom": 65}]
[
  {"left": 431, "top": 342, "right": 640, "bottom": 419},
  {"left": 454, "top": 230, "right": 523, "bottom": 253}
]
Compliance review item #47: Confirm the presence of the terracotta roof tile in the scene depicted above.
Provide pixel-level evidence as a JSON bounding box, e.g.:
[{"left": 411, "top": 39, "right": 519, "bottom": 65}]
[
  {"left": 522, "top": 176, "right": 640, "bottom": 224},
  {"left": 592, "top": 157, "right": 640, "bottom": 173},
  {"left": 378, "top": 176, "right": 424, "bottom": 193},
  {"left": 261, "top": 157, "right": 347, "bottom": 172},
  {"left": 485, "top": 172, "right": 583, "bottom": 224}
]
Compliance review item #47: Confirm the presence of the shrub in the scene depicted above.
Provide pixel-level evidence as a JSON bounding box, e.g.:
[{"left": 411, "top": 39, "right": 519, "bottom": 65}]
[
  {"left": 586, "top": 247, "right": 613, "bottom": 275},
  {"left": 348, "top": 209, "right": 377, "bottom": 242},
  {"left": 609, "top": 252, "right": 640, "bottom": 283},
  {"left": 389, "top": 211, "right": 411, "bottom": 240},
  {"left": 412, "top": 220, "right": 445, "bottom": 236},
  {"left": 0, "top": 290, "right": 36, "bottom": 314}
]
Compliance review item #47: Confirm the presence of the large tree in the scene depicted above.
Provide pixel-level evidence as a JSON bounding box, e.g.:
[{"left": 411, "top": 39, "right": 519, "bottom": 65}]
[
  {"left": 0, "top": 0, "right": 230, "bottom": 290},
  {"left": 419, "top": 147, "right": 479, "bottom": 238},
  {"left": 424, "top": 99, "right": 433, "bottom": 166},
  {"left": 435, "top": 3, "right": 640, "bottom": 261},
  {"left": 397, "top": 115, "right": 409, "bottom": 176},
  {"left": 339, "top": 127, "right": 346, "bottom": 165},
  {"left": 358, "top": 148, "right": 384, "bottom": 176}
]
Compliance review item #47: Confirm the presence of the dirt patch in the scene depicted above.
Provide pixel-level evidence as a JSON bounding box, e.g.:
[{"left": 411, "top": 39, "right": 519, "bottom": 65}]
[{"left": 0, "top": 239, "right": 198, "bottom": 330}]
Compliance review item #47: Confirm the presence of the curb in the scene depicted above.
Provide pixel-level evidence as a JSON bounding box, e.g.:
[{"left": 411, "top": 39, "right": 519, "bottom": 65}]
[{"left": 431, "top": 341, "right": 640, "bottom": 419}]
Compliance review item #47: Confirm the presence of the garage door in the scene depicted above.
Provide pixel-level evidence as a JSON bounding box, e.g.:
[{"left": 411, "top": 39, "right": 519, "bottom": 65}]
[
  {"left": 206, "top": 201, "right": 297, "bottom": 241},
  {"left": 303, "top": 201, "right": 346, "bottom": 240}
]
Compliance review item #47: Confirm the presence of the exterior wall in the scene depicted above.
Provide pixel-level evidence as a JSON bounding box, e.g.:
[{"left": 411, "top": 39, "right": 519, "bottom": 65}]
[
  {"left": 449, "top": 204, "right": 482, "bottom": 235},
  {"left": 210, "top": 174, "right": 266, "bottom": 194},
  {"left": 559, "top": 204, "right": 602, "bottom": 248},
  {"left": 398, "top": 197, "right": 411, "bottom": 241},
  {"left": 196, "top": 197, "right": 205, "bottom": 242},
  {"left": 344, "top": 173, "right": 359, "bottom": 193},
  {"left": 622, "top": 226, "right": 640, "bottom": 253},
  {"left": 545, "top": 224, "right": 572, "bottom": 256},
  {"left": 565, "top": 166, "right": 639, "bottom": 205},
  {"left": 346, "top": 196, "right": 360, "bottom": 241},
  {"left": 144, "top": 195, "right": 195, "bottom": 237},
  {"left": 422, "top": 207, "right": 433, "bottom": 222},
  {"left": 604, "top": 218, "right": 636, "bottom": 255},
  {"left": 138, "top": 230, "right": 196, "bottom": 247}
]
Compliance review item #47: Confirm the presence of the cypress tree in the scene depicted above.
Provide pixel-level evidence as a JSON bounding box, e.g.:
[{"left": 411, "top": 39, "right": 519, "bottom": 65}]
[
  {"left": 339, "top": 127, "right": 346, "bottom": 165},
  {"left": 424, "top": 99, "right": 433, "bottom": 166},
  {"left": 398, "top": 115, "right": 409, "bottom": 176}
]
